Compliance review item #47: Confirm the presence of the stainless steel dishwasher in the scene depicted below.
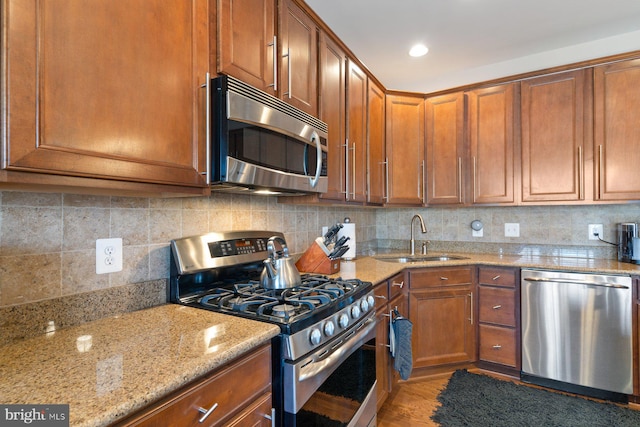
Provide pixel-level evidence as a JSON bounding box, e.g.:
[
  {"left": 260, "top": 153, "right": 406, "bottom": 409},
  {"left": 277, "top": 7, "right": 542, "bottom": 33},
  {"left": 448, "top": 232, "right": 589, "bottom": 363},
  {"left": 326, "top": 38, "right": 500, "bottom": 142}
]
[{"left": 521, "top": 269, "right": 632, "bottom": 401}]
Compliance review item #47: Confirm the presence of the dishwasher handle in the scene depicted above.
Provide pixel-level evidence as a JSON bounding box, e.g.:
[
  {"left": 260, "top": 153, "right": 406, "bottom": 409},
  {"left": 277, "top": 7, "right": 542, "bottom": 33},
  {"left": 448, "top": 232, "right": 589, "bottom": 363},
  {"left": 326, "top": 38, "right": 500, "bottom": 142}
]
[{"left": 523, "top": 277, "right": 629, "bottom": 289}]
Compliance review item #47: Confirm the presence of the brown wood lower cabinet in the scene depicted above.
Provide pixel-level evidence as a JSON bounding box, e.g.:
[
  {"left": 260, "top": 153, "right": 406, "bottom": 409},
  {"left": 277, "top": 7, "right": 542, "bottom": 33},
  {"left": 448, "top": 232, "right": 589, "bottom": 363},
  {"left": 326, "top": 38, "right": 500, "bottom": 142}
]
[
  {"left": 476, "top": 266, "right": 520, "bottom": 374},
  {"left": 374, "top": 272, "right": 408, "bottom": 410},
  {"left": 408, "top": 267, "right": 476, "bottom": 370},
  {"left": 114, "top": 344, "right": 272, "bottom": 427}
]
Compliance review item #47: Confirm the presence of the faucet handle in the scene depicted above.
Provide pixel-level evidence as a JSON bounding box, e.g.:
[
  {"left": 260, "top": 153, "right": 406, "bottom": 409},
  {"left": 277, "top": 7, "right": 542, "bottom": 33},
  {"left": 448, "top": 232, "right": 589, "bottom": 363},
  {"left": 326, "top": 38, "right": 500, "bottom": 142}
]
[{"left": 421, "top": 241, "right": 429, "bottom": 255}]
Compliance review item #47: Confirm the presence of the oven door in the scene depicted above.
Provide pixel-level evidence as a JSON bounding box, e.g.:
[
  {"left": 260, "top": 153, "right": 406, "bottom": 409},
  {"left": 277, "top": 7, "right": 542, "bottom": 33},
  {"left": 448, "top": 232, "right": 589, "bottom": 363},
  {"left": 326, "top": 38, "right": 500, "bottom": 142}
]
[{"left": 282, "top": 314, "right": 377, "bottom": 427}]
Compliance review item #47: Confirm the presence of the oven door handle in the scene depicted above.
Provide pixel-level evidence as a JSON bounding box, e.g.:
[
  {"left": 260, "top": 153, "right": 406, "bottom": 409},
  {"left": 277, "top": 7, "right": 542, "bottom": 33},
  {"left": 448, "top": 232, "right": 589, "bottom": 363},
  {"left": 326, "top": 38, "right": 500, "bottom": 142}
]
[{"left": 298, "top": 317, "right": 376, "bottom": 382}]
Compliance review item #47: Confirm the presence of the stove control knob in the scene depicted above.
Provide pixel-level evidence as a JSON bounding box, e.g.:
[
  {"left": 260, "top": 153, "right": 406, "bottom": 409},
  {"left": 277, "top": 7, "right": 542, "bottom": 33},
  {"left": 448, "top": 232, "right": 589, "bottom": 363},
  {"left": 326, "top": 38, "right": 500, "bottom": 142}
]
[
  {"left": 309, "top": 328, "right": 322, "bottom": 346},
  {"left": 366, "top": 295, "right": 375, "bottom": 308},
  {"left": 360, "top": 299, "right": 369, "bottom": 312},
  {"left": 323, "top": 321, "right": 335, "bottom": 337},
  {"left": 351, "top": 305, "right": 361, "bottom": 319},
  {"left": 338, "top": 313, "right": 349, "bottom": 328}
]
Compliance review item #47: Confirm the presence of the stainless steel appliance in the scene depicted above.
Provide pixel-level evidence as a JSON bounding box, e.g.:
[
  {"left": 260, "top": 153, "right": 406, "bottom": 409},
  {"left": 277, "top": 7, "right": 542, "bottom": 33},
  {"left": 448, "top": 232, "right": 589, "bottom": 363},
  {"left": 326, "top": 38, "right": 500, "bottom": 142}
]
[
  {"left": 170, "top": 231, "right": 377, "bottom": 427},
  {"left": 209, "top": 75, "right": 329, "bottom": 195},
  {"left": 521, "top": 269, "right": 632, "bottom": 401},
  {"left": 618, "top": 222, "right": 640, "bottom": 264}
]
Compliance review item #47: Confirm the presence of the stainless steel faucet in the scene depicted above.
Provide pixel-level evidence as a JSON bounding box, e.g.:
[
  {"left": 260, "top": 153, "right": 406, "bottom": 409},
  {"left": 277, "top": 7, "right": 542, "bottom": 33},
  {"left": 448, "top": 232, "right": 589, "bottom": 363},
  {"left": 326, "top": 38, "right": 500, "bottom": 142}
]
[{"left": 410, "top": 214, "right": 427, "bottom": 256}]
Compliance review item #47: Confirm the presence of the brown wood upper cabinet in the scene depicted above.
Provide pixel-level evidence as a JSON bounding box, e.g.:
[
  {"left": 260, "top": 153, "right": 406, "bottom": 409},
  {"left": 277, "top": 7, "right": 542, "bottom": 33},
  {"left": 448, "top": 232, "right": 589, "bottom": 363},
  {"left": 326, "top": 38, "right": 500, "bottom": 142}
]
[
  {"left": 467, "top": 83, "right": 518, "bottom": 205},
  {"left": 346, "top": 61, "right": 368, "bottom": 203},
  {"left": 520, "top": 69, "right": 591, "bottom": 202},
  {"left": 385, "top": 94, "right": 425, "bottom": 206},
  {"left": 317, "top": 32, "right": 347, "bottom": 201},
  {"left": 367, "top": 79, "right": 386, "bottom": 205},
  {"left": 217, "top": 0, "right": 277, "bottom": 95},
  {"left": 425, "top": 92, "right": 465, "bottom": 205},
  {"left": 218, "top": 0, "right": 318, "bottom": 116},
  {"left": 279, "top": 0, "right": 318, "bottom": 116},
  {"left": 594, "top": 58, "right": 640, "bottom": 201},
  {"left": 2, "top": 0, "right": 210, "bottom": 193}
]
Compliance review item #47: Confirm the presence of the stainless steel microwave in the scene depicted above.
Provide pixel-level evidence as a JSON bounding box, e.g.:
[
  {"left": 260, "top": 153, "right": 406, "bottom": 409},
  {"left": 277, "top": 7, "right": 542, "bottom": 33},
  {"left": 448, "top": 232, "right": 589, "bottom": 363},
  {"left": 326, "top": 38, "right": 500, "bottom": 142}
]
[{"left": 209, "top": 75, "right": 328, "bottom": 195}]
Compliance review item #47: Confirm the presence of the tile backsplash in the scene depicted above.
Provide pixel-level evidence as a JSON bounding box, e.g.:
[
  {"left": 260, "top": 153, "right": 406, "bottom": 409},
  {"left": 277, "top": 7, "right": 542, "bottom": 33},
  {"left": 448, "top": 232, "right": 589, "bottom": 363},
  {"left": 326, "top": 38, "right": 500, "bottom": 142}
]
[{"left": 1, "top": 189, "right": 639, "bottom": 341}]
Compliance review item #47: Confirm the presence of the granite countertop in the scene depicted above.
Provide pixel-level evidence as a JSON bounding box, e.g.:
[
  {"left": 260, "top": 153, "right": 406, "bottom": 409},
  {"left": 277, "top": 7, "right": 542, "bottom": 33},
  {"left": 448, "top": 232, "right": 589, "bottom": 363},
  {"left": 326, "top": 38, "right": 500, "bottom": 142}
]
[
  {"left": 334, "top": 252, "right": 640, "bottom": 284},
  {"left": 0, "top": 304, "right": 280, "bottom": 427}
]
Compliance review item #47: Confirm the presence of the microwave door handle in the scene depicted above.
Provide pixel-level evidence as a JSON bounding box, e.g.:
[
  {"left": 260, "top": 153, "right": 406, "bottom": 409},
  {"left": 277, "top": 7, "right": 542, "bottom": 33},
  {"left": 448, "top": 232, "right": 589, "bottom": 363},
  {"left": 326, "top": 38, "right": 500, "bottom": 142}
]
[{"left": 309, "top": 131, "right": 322, "bottom": 188}]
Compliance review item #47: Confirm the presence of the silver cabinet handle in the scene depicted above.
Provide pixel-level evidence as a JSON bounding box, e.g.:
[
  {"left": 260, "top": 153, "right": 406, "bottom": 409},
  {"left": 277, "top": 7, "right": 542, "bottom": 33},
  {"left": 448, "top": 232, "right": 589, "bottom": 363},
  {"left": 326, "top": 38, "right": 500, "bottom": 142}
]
[
  {"left": 391, "top": 281, "right": 404, "bottom": 289},
  {"left": 492, "top": 305, "right": 502, "bottom": 310},
  {"left": 351, "top": 142, "right": 356, "bottom": 198},
  {"left": 343, "top": 139, "right": 350, "bottom": 197},
  {"left": 264, "top": 408, "right": 276, "bottom": 427},
  {"left": 420, "top": 160, "right": 425, "bottom": 204},
  {"left": 458, "top": 156, "right": 463, "bottom": 203},
  {"left": 382, "top": 157, "right": 389, "bottom": 202},
  {"left": 198, "top": 402, "right": 218, "bottom": 423},
  {"left": 439, "top": 277, "right": 449, "bottom": 281},
  {"left": 375, "top": 295, "right": 387, "bottom": 300},
  {"left": 283, "top": 48, "right": 291, "bottom": 98},
  {"left": 492, "top": 275, "right": 501, "bottom": 281},
  {"left": 469, "top": 292, "right": 474, "bottom": 325},
  {"left": 267, "top": 36, "right": 277, "bottom": 92},
  {"left": 472, "top": 156, "right": 477, "bottom": 203},
  {"left": 492, "top": 344, "right": 502, "bottom": 350},
  {"left": 578, "top": 145, "right": 584, "bottom": 200},
  {"left": 199, "top": 72, "right": 211, "bottom": 184},
  {"left": 598, "top": 144, "right": 603, "bottom": 198}
]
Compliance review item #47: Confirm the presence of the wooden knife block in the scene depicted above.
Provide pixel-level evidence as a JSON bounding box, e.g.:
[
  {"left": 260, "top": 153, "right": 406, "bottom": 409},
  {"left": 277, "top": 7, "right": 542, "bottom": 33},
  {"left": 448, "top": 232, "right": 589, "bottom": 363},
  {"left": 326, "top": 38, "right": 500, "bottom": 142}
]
[{"left": 295, "top": 241, "right": 340, "bottom": 274}]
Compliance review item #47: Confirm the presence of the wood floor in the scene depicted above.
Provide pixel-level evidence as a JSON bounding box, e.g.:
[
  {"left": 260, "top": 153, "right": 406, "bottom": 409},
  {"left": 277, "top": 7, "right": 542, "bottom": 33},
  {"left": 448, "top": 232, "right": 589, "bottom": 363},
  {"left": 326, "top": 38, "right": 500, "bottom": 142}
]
[{"left": 376, "top": 370, "right": 640, "bottom": 427}]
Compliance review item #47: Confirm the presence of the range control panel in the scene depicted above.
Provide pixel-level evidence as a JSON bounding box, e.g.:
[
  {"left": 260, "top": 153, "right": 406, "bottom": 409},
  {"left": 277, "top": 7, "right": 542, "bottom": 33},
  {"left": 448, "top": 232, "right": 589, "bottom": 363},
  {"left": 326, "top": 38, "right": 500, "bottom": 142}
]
[{"left": 208, "top": 238, "right": 268, "bottom": 258}]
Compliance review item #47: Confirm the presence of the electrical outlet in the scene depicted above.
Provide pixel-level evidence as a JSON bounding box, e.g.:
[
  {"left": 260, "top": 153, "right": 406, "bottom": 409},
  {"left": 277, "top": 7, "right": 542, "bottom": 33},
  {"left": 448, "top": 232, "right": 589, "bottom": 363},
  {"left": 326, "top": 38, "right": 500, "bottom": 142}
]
[
  {"left": 588, "top": 224, "right": 604, "bottom": 241},
  {"left": 504, "top": 223, "right": 520, "bottom": 237},
  {"left": 96, "top": 238, "right": 123, "bottom": 274}
]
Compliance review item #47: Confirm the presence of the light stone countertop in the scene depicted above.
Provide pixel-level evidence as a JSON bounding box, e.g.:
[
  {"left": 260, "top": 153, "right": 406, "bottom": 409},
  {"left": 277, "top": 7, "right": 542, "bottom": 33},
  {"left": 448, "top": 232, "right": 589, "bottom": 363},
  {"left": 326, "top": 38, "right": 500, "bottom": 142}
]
[
  {"left": 333, "top": 252, "right": 640, "bottom": 284},
  {"left": 0, "top": 304, "right": 280, "bottom": 427}
]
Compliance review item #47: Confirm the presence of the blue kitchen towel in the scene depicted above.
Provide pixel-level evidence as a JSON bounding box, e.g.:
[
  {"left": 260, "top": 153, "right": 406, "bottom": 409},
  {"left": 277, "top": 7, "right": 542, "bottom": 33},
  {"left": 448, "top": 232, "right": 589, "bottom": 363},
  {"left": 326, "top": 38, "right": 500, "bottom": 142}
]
[{"left": 392, "top": 316, "right": 413, "bottom": 380}]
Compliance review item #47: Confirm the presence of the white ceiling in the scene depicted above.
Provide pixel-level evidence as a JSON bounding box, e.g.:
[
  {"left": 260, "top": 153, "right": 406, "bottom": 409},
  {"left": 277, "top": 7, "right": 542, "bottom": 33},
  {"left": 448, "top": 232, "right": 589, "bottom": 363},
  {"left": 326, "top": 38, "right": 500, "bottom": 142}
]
[{"left": 305, "top": 0, "right": 640, "bottom": 93}]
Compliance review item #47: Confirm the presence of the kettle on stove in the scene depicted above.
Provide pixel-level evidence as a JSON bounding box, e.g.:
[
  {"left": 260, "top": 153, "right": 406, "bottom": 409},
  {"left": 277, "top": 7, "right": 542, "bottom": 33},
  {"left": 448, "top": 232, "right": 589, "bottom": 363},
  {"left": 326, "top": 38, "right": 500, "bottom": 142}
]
[{"left": 260, "top": 236, "right": 302, "bottom": 289}]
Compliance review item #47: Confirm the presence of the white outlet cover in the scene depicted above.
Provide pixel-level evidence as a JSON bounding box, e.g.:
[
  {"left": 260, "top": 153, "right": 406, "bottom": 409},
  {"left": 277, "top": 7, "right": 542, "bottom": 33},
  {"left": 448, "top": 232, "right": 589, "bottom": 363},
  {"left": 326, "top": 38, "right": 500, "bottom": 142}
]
[
  {"left": 588, "top": 224, "right": 604, "bottom": 240},
  {"left": 472, "top": 228, "right": 483, "bottom": 237},
  {"left": 504, "top": 223, "right": 520, "bottom": 237},
  {"left": 96, "top": 238, "right": 123, "bottom": 274}
]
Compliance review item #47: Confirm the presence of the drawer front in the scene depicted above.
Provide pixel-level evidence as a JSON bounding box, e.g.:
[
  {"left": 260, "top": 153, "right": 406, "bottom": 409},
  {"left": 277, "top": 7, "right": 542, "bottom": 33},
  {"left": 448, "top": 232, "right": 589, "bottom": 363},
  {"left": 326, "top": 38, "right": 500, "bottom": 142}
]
[
  {"left": 127, "top": 345, "right": 271, "bottom": 427},
  {"left": 479, "top": 324, "right": 517, "bottom": 367},
  {"left": 478, "top": 267, "right": 516, "bottom": 288},
  {"left": 478, "top": 286, "right": 516, "bottom": 327},
  {"left": 388, "top": 272, "right": 407, "bottom": 299},
  {"left": 374, "top": 282, "right": 389, "bottom": 311},
  {"left": 410, "top": 267, "right": 473, "bottom": 288}
]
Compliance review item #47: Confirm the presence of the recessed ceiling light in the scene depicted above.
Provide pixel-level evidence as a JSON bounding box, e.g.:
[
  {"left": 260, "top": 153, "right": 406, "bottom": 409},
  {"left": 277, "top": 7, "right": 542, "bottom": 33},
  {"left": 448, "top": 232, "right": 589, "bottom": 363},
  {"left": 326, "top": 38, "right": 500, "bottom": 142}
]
[{"left": 409, "top": 44, "right": 429, "bottom": 57}]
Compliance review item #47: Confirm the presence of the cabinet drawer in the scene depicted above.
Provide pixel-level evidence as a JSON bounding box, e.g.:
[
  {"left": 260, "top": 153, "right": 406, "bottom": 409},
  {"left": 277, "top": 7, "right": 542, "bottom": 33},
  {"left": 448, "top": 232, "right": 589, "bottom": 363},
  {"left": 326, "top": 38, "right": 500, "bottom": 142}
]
[
  {"left": 478, "top": 267, "right": 516, "bottom": 288},
  {"left": 410, "top": 267, "right": 473, "bottom": 288},
  {"left": 479, "top": 324, "right": 517, "bottom": 367},
  {"left": 478, "top": 286, "right": 516, "bottom": 327},
  {"left": 124, "top": 345, "right": 271, "bottom": 426},
  {"left": 388, "top": 272, "right": 407, "bottom": 299},
  {"left": 374, "top": 282, "right": 389, "bottom": 311}
]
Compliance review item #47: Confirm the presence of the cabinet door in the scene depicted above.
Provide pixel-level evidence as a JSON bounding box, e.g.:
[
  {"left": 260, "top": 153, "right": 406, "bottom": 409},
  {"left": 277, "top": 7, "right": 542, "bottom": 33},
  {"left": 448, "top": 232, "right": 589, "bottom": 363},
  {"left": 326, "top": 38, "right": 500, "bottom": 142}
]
[
  {"left": 410, "top": 288, "right": 475, "bottom": 368},
  {"left": 594, "top": 59, "right": 640, "bottom": 201},
  {"left": 218, "top": 0, "right": 276, "bottom": 95},
  {"left": 318, "top": 32, "right": 346, "bottom": 201},
  {"left": 346, "top": 61, "right": 367, "bottom": 203},
  {"left": 367, "top": 79, "right": 386, "bottom": 205},
  {"left": 2, "top": 0, "right": 209, "bottom": 189},
  {"left": 425, "top": 92, "right": 465, "bottom": 205},
  {"left": 385, "top": 94, "right": 425, "bottom": 205},
  {"left": 467, "top": 84, "right": 517, "bottom": 205},
  {"left": 521, "top": 70, "right": 589, "bottom": 202},
  {"left": 376, "top": 309, "right": 390, "bottom": 411},
  {"left": 279, "top": 0, "right": 318, "bottom": 116}
]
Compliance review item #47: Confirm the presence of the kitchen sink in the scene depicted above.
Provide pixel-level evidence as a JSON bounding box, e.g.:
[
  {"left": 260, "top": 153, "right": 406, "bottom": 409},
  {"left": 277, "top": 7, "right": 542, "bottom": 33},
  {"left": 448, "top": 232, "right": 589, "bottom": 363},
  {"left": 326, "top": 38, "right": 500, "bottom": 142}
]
[{"left": 374, "top": 254, "right": 469, "bottom": 263}]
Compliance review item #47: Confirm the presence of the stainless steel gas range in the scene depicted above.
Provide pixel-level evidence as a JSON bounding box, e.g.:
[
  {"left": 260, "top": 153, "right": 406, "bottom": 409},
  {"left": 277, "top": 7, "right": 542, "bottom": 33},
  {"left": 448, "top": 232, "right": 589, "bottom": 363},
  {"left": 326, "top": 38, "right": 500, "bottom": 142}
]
[{"left": 170, "top": 231, "right": 377, "bottom": 427}]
